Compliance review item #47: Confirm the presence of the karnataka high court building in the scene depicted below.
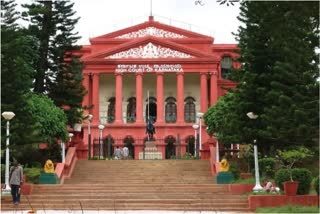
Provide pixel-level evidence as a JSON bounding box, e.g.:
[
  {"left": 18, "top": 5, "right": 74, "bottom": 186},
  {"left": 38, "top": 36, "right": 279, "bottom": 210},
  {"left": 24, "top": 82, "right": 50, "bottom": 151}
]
[{"left": 76, "top": 16, "right": 238, "bottom": 160}]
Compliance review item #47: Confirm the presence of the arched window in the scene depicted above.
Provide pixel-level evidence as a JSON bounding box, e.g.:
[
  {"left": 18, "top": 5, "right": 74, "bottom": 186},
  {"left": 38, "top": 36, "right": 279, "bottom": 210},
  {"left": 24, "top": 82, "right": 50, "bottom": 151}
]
[
  {"left": 184, "top": 97, "right": 196, "bottom": 123},
  {"left": 107, "top": 97, "right": 115, "bottom": 123},
  {"left": 165, "top": 97, "right": 177, "bottom": 123},
  {"left": 145, "top": 97, "right": 157, "bottom": 122},
  {"left": 127, "top": 97, "right": 136, "bottom": 123},
  {"left": 221, "top": 56, "right": 233, "bottom": 79}
]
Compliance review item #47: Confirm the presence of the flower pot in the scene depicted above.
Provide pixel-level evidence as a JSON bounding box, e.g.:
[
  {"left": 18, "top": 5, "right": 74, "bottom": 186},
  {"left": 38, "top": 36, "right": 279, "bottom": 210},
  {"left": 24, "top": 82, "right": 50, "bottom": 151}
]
[
  {"left": 283, "top": 181, "right": 299, "bottom": 196},
  {"left": 73, "top": 123, "right": 82, "bottom": 132}
]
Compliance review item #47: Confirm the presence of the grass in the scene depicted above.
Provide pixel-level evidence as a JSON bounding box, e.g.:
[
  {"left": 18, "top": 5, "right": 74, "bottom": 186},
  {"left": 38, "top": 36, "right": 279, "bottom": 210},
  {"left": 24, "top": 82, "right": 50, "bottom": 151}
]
[
  {"left": 232, "top": 177, "right": 256, "bottom": 184},
  {"left": 256, "top": 205, "right": 320, "bottom": 213}
]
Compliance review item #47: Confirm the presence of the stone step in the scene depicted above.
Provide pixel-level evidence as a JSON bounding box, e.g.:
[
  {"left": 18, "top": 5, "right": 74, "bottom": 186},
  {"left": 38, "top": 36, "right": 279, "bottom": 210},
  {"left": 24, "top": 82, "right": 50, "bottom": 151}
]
[{"left": 1, "top": 160, "right": 250, "bottom": 212}]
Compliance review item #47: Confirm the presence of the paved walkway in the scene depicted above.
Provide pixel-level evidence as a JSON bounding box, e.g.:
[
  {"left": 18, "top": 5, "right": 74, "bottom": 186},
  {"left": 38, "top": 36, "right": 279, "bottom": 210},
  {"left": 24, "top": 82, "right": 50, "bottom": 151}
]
[{"left": 1, "top": 210, "right": 251, "bottom": 214}]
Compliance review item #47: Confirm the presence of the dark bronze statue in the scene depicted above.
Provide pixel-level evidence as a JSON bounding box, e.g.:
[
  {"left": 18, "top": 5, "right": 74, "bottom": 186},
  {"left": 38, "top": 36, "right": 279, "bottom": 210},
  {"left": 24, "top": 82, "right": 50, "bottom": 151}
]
[{"left": 146, "top": 118, "right": 155, "bottom": 140}]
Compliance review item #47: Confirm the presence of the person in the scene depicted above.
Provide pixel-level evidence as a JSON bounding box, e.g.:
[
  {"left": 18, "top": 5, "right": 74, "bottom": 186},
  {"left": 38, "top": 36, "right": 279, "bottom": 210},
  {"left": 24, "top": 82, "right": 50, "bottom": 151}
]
[
  {"left": 263, "top": 178, "right": 280, "bottom": 193},
  {"left": 9, "top": 160, "right": 23, "bottom": 205},
  {"left": 122, "top": 146, "right": 129, "bottom": 160},
  {"left": 114, "top": 146, "right": 122, "bottom": 160}
]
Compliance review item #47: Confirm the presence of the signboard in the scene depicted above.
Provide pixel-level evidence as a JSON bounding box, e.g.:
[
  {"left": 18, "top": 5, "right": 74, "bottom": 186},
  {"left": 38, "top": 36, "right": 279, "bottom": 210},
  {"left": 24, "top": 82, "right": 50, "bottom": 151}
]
[{"left": 115, "top": 64, "right": 183, "bottom": 73}]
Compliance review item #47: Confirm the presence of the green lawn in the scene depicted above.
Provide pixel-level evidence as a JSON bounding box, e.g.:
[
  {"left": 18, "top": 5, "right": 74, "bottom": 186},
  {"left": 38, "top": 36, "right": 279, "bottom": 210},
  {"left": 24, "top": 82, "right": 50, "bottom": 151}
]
[{"left": 256, "top": 205, "right": 319, "bottom": 213}]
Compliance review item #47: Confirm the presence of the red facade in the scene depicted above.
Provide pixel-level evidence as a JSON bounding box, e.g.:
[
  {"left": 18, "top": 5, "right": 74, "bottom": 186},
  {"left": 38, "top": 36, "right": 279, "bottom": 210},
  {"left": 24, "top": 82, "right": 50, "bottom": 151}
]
[{"left": 74, "top": 16, "right": 238, "bottom": 160}]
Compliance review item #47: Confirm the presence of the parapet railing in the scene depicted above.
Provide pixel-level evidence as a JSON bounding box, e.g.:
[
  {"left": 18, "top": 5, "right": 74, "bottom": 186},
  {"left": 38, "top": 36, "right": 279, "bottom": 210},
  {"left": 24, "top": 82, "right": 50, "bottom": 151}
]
[{"left": 55, "top": 147, "right": 78, "bottom": 184}]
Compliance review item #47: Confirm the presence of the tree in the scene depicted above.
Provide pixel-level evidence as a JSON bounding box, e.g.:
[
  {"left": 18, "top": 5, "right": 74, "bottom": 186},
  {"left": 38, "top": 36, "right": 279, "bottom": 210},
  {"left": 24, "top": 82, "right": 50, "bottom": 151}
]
[
  {"left": 204, "top": 1, "right": 319, "bottom": 154},
  {"left": 1, "top": 0, "right": 41, "bottom": 148},
  {"left": 23, "top": 0, "right": 87, "bottom": 126},
  {"left": 22, "top": 0, "right": 54, "bottom": 93},
  {"left": 21, "top": 93, "right": 69, "bottom": 144}
]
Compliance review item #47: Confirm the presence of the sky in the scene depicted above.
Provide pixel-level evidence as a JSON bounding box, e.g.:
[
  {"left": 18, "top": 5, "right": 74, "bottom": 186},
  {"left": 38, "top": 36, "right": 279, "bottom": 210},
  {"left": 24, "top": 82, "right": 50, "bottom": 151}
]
[
  {"left": 72, "top": 0, "right": 241, "bottom": 45},
  {"left": 16, "top": 0, "right": 241, "bottom": 45}
]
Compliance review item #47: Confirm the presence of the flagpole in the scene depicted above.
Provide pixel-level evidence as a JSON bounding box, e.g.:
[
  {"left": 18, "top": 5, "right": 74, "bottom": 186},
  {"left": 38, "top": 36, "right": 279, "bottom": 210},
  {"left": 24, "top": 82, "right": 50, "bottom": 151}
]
[{"left": 147, "top": 90, "right": 150, "bottom": 122}]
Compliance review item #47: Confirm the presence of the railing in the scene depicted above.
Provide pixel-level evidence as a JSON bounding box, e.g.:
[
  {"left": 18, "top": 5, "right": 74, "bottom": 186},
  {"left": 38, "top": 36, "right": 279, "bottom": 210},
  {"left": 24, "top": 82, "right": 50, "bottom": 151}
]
[
  {"left": 209, "top": 145, "right": 219, "bottom": 176},
  {"left": 90, "top": 136, "right": 198, "bottom": 160},
  {"left": 55, "top": 147, "right": 78, "bottom": 184}
]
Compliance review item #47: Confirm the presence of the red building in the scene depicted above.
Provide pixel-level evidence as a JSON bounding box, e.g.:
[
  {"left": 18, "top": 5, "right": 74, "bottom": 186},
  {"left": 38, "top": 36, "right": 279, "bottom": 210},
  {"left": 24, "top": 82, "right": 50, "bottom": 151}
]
[{"left": 75, "top": 16, "right": 238, "bottom": 160}]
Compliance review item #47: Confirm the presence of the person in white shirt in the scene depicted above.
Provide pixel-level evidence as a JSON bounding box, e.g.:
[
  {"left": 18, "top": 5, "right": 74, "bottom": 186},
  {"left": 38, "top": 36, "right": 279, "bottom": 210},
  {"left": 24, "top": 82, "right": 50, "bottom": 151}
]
[{"left": 122, "top": 146, "right": 129, "bottom": 160}]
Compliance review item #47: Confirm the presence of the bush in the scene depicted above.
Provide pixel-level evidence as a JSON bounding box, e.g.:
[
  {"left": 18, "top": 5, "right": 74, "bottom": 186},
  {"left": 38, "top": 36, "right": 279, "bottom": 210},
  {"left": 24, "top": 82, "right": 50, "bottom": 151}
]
[
  {"left": 275, "top": 169, "right": 290, "bottom": 191},
  {"left": 291, "top": 168, "right": 312, "bottom": 195},
  {"left": 314, "top": 176, "right": 319, "bottom": 195},
  {"left": 259, "top": 157, "right": 276, "bottom": 178},
  {"left": 24, "top": 167, "right": 41, "bottom": 184},
  {"left": 275, "top": 168, "right": 312, "bottom": 195},
  {"left": 229, "top": 160, "right": 240, "bottom": 179}
]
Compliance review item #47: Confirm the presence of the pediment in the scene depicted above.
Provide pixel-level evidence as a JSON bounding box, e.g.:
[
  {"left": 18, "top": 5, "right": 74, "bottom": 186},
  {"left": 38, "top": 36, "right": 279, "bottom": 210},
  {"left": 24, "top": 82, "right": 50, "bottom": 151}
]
[
  {"left": 90, "top": 17, "right": 213, "bottom": 42},
  {"left": 82, "top": 36, "right": 217, "bottom": 61},
  {"left": 116, "top": 27, "right": 186, "bottom": 39},
  {"left": 105, "top": 42, "right": 194, "bottom": 59}
]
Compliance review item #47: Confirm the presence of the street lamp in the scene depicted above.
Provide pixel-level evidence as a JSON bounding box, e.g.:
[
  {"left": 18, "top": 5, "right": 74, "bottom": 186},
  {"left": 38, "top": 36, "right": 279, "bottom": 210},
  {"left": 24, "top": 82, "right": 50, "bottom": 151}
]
[
  {"left": 192, "top": 124, "right": 199, "bottom": 157},
  {"left": 197, "top": 112, "right": 204, "bottom": 158},
  {"left": 247, "top": 112, "right": 263, "bottom": 192},
  {"left": 98, "top": 124, "right": 105, "bottom": 159},
  {"left": 2, "top": 111, "right": 15, "bottom": 193},
  {"left": 87, "top": 114, "right": 93, "bottom": 159}
]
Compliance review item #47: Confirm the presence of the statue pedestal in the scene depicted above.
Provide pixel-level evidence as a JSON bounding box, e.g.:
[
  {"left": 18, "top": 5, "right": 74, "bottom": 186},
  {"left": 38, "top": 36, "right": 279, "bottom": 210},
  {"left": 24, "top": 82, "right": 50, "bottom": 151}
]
[
  {"left": 39, "top": 173, "right": 59, "bottom": 184},
  {"left": 139, "top": 141, "right": 162, "bottom": 160},
  {"left": 216, "top": 172, "right": 234, "bottom": 184}
]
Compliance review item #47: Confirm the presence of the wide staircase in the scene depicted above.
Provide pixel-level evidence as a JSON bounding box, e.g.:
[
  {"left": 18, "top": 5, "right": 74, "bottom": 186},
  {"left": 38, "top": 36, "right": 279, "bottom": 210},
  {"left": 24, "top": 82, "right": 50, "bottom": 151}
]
[{"left": 1, "top": 160, "right": 250, "bottom": 211}]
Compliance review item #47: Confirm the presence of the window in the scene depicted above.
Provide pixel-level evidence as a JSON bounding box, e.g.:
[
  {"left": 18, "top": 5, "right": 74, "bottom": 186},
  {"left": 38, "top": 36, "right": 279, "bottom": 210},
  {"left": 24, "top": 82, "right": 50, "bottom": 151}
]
[
  {"left": 221, "top": 56, "right": 233, "bottom": 79},
  {"left": 126, "top": 97, "right": 136, "bottom": 123},
  {"left": 184, "top": 97, "right": 196, "bottom": 123},
  {"left": 165, "top": 97, "right": 177, "bottom": 123},
  {"left": 107, "top": 97, "right": 115, "bottom": 123}
]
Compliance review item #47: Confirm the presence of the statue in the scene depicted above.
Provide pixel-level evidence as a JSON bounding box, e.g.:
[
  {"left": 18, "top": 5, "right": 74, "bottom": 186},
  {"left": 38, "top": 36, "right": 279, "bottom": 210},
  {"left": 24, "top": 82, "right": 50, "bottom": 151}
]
[
  {"left": 220, "top": 157, "right": 230, "bottom": 172},
  {"left": 44, "top": 159, "right": 55, "bottom": 173},
  {"left": 146, "top": 118, "right": 155, "bottom": 140}
]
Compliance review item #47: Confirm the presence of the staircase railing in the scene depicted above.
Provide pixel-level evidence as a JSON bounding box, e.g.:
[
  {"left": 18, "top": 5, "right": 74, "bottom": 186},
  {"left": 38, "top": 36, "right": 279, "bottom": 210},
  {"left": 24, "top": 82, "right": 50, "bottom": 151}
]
[
  {"left": 209, "top": 144, "right": 220, "bottom": 176},
  {"left": 55, "top": 147, "right": 78, "bottom": 184}
]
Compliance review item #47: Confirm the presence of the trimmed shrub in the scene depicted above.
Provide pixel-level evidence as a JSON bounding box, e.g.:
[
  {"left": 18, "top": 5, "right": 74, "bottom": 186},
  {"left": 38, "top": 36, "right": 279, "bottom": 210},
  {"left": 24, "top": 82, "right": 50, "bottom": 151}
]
[
  {"left": 259, "top": 157, "right": 276, "bottom": 178},
  {"left": 24, "top": 167, "right": 41, "bottom": 184},
  {"left": 314, "top": 176, "right": 319, "bottom": 195},
  {"left": 229, "top": 160, "right": 240, "bottom": 179},
  {"left": 275, "top": 168, "right": 290, "bottom": 191},
  {"left": 292, "top": 168, "right": 312, "bottom": 195}
]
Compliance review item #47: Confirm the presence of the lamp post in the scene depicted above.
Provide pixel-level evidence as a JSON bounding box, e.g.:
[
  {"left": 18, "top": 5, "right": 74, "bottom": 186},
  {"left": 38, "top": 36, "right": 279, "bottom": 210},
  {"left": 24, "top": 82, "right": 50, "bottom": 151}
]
[
  {"left": 2, "top": 111, "right": 15, "bottom": 193},
  {"left": 247, "top": 112, "right": 263, "bottom": 192},
  {"left": 87, "top": 114, "right": 93, "bottom": 159},
  {"left": 98, "top": 124, "right": 105, "bottom": 159},
  {"left": 192, "top": 124, "right": 199, "bottom": 157},
  {"left": 197, "top": 112, "right": 204, "bottom": 158}
]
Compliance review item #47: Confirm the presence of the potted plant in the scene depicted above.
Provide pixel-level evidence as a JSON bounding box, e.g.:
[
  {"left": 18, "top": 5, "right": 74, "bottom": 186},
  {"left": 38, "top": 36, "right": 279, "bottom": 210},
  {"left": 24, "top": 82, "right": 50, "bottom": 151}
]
[
  {"left": 69, "top": 107, "right": 89, "bottom": 131},
  {"left": 276, "top": 146, "right": 313, "bottom": 196}
]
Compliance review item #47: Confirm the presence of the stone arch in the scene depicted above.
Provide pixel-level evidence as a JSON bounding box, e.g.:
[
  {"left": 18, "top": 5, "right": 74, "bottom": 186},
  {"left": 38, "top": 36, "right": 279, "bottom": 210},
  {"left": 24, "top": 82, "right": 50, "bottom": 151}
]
[
  {"left": 123, "top": 136, "right": 135, "bottom": 159},
  {"left": 165, "top": 135, "right": 176, "bottom": 159},
  {"left": 145, "top": 96, "right": 157, "bottom": 122},
  {"left": 185, "top": 135, "right": 195, "bottom": 156}
]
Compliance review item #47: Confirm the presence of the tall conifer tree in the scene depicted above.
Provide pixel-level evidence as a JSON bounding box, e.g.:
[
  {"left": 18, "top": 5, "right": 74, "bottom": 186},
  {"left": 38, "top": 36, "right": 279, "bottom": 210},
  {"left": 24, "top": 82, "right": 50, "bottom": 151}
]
[
  {"left": 205, "top": 1, "right": 319, "bottom": 154},
  {"left": 23, "top": 0, "right": 86, "bottom": 126},
  {"left": 1, "top": 0, "right": 41, "bottom": 146}
]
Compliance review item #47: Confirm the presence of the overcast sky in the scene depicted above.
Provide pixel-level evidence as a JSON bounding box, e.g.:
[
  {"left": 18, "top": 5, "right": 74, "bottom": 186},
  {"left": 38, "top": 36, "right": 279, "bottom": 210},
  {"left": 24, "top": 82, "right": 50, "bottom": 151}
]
[
  {"left": 72, "top": 0, "right": 241, "bottom": 45},
  {"left": 16, "top": 0, "right": 241, "bottom": 45}
]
